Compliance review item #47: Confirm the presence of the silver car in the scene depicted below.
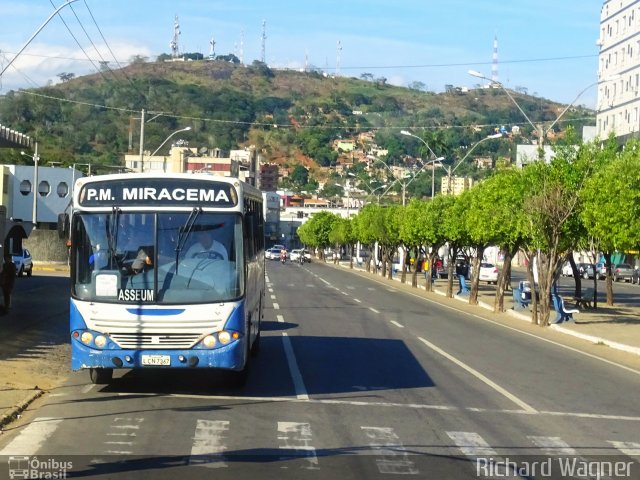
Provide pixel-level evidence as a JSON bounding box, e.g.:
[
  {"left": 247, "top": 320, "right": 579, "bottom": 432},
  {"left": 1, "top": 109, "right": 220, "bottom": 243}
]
[
  {"left": 12, "top": 247, "right": 33, "bottom": 277},
  {"left": 612, "top": 263, "right": 634, "bottom": 282}
]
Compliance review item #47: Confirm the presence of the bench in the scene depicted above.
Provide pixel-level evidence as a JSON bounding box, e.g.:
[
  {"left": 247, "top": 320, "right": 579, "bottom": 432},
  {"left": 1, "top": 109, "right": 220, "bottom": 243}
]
[
  {"left": 573, "top": 288, "right": 594, "bottom": 309},
  {"left": 551, "top": 294, "right": 579, "bottom": 324}
]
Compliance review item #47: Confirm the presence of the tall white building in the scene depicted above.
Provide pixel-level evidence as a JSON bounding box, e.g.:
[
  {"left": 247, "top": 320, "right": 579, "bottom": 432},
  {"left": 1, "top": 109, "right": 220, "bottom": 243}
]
[{"left": 597, "top": 0, "right": 640, "bottom": 140}]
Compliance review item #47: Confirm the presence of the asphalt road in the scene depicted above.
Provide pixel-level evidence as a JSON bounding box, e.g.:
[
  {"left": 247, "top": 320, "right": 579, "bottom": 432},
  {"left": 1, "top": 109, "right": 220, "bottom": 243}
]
[{"left": 0, "top": 263, "right": 639, "bottom": 479}]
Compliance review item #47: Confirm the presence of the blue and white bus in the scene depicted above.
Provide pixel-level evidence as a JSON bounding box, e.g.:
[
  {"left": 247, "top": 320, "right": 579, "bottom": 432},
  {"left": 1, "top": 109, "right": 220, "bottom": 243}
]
[{"left": 62, "top": 173, "right": 265, "bottom": 384}]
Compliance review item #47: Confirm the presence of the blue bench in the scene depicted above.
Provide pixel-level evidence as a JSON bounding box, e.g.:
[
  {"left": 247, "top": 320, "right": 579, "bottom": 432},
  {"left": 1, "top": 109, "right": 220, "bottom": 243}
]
[
  {"left": 512, "top": 287, "right": 529, "bottom": 310},
  {"left": 551, "top": 294, "right": 579, "bottom": 324}
]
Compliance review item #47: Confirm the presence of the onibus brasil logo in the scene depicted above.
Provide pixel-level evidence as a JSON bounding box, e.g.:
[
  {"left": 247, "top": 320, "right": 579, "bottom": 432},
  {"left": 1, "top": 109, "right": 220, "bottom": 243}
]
[{"left": 8, "top": 456, "right": 72, "bottom": 479}]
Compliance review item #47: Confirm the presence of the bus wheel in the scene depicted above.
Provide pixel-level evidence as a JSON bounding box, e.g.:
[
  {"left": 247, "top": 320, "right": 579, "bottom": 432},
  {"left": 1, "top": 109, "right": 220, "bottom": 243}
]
[{"left": 89, "top": 368, "right": 113, "bottom": 384}]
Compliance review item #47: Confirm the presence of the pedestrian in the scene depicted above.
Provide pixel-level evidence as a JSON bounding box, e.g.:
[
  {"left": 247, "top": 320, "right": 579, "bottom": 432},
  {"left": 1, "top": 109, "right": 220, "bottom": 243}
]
[{"left": 1, "top": 253, "right": 17, "bottom": 313}]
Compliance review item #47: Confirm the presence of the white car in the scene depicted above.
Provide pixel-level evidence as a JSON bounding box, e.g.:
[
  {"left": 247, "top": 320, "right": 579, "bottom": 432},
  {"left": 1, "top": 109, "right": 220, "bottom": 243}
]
[
  {"left": 12, "top": 248, "right": 33, "bottom": 277},
  {"left": 265, "top": 247, "right": 281, "bottom": 260},
  {"left": 478, "top": 262, "right": 498, "bottom": 284},
  {"left": 290, "top": 249, "right": 311, "bottom": 263},
  {"left": 561, "top": 261, "right": 574, "bottom": 276}
]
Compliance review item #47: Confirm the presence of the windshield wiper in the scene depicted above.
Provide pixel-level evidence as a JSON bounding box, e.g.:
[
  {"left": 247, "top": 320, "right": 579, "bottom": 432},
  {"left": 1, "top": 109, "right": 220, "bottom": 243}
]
[
  {"left": 175, "top": 207, "right": 202, "bottom": 273},
  {"left": 106, "top": 207, "right": 121, "bottom": 269}
]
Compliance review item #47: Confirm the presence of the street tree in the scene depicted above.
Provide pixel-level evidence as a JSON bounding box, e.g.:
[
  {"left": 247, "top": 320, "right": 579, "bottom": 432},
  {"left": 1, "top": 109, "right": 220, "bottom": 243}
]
[{"left": 581, "top": 138, "right": 640, "bottom": 305}]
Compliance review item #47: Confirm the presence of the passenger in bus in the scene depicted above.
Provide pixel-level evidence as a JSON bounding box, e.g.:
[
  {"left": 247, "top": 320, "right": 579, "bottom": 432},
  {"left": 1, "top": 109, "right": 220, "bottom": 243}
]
[{"left": 185, "top": 229, "right": 228, "bottom": 261}]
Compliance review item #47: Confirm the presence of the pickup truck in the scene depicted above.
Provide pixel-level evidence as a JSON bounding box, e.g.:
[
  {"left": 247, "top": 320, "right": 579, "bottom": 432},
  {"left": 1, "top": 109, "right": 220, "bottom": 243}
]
[{"left": 612, "top": 263, "right": 634, "bottom": 282}]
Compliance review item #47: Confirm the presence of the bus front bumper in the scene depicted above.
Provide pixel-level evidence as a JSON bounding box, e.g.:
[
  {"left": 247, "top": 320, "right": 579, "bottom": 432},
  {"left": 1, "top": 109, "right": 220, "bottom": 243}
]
[{"left": 71, "top": 340, "right": 246, "bottom": 371}]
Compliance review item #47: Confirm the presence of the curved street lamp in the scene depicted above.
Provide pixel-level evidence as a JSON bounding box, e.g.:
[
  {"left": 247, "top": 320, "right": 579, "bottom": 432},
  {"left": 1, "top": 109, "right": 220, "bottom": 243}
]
[
  {"left": 468, "top": 70, "right": 620, "bottom": 148},
  {"left": 400, "top": 130, "right": 445, "bottom": 199},
  {"left": 149, "top": 127, "right": 192, "bottom": 172},
  {"left": 444, "top": 133, "right": 503, "bottom": 195}
]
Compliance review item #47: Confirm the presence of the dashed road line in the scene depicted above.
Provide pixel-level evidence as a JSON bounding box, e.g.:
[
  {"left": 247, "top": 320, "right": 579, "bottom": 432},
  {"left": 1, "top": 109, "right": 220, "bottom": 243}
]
[{"left": 418, "top": 336, "right": 537, "bottom": 413}]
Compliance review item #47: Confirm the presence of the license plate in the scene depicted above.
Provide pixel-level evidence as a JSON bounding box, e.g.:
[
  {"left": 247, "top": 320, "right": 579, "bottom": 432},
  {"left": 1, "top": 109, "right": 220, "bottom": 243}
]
[{"left": 141, "top": 355, "right": 171, "bottom": 366}]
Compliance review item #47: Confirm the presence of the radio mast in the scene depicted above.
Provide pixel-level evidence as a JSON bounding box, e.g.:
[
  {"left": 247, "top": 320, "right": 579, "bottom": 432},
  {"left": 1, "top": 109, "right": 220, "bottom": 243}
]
[
  {"left": 260, "top": 20, "right": 267, "bottom": 63},
  {"left": 169, "top": 15, "right": 181, "bottom": 59}
]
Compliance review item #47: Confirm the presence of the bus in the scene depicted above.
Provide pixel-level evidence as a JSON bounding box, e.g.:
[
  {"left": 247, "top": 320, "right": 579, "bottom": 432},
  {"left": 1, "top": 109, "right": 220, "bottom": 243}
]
[{"left": 60, "top": 173, "right": 265, "bottom": 385}]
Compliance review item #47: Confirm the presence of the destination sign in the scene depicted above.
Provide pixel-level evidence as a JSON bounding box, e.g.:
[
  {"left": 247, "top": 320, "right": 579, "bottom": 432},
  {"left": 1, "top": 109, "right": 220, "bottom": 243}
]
[{"left": 78, "top": 178, "right": 237, "bottom": 207}]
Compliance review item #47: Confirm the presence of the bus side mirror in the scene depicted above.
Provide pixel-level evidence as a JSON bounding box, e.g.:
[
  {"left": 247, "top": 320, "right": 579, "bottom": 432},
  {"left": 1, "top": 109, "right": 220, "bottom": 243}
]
[{"left": 57, "top": 213, "right": 69, "bottom": 240}]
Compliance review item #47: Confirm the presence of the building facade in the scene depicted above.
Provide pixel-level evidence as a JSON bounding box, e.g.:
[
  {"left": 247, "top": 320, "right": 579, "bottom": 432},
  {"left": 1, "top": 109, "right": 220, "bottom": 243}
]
[{"left": 597, "top": 0, "right": 640, "bottom": 140}]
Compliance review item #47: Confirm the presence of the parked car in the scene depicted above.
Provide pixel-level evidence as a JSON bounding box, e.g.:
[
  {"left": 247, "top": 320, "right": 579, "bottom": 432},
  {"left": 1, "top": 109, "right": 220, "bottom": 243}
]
[
  {"left": 561, "top": 261, "right": 573, "bottom": 276},
  {"left": 12, "top": 248, "right": 33, "bottom": 277},
  {"left": 612, "top": 263, "right": 634, "bottom": 282},
  {"left": 478, "top": 262, "right": 499, "bottom": 284},
  {"left": 632, "top": 267, "right": 640, "bottom": 285}
]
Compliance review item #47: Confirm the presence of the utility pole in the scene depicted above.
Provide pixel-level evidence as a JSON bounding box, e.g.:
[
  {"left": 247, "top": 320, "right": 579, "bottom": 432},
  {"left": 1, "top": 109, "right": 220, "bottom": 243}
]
[{"left": 139, "top": 108, "right": 145, "bottom": 172}]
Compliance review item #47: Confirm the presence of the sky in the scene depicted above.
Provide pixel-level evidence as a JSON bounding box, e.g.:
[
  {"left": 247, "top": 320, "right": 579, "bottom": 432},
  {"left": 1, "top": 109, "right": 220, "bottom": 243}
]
[{"left": 0, "top": 1, "right": 603, "bottom": 108}]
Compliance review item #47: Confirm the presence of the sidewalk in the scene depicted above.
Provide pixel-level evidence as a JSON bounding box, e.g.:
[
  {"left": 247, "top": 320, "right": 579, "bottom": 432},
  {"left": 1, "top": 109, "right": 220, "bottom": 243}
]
[
  {"left": 333, "top": 260, "right": 640, "bottom": 357},
  {"left": 0, "top": 262, "right": 69, "bottom": 431}
]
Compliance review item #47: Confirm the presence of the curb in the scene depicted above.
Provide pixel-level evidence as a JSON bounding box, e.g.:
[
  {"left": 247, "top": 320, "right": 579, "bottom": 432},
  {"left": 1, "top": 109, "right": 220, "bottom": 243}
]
[
  {"left": 0, "top": 390, "right": 43, "bottom": 430},
  {"left": 334, "top": 260, "right": 640, "bottom": 358}
]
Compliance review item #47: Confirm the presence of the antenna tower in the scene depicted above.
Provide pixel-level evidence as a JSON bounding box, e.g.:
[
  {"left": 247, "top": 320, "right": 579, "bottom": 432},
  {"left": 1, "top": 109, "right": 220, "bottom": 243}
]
[
  {"left": 261, "top": 20, "right": 267, "bottom": 63},
  {"left": 169, "top": 15, "right": 181, "bottom": 58},
  {"left": 240, "top": 30, "right": 245, "bottom": 65},
  {"left": 491, "top": 34, "right": 498, "bottom": 83},
  {"left": 336, "top": 40, "right": 342, "bottom": 76}
]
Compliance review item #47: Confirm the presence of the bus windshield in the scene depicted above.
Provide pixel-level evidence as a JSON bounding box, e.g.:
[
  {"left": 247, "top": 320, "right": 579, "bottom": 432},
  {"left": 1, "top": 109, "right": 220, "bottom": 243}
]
[{"left": 71, "top": 211, "right": 244, "bottom": 304}]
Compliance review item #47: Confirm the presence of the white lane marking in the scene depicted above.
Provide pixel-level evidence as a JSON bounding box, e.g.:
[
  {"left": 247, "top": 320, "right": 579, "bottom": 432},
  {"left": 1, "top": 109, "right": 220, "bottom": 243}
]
[
  {"left": 418, "top": 336, "right": 537, "bottom": 413},
  {"left": 189, "top": 419, "right": 229, "bottom": 468},
  {"left": 268, "top": 288, "right": 274, "bottom": 293},
  {"left": 362, "top": 426, "right": 419, "bottom": 475},
  {"left": 0, "top": 417, "right": 61, "bottom": 455},
  {"left": 369, "top": 307, "right": 380, "bottom": 314},
  {"left": 319, "top": 278, "right": 330, "bottom": 285},
  {"left": 447, "top": 431, "right": 497, "bottom": 457},
  {"left": 277, "top": 422, "right": 319, "bottom": 470},
  {"left": 81, "top": 384, "right": 95, "bottom": 394},
  {"left": 353, "top": 298, "right": 361, "bottom": 303},
  {"left": 277, "top": 314, "right": 285, "bottom": 323},
  {"left": 361, "top": 274, "right": 640, "bottom": 377},
  {"left": 346, "top": 286, "right": 355, "bottom": 290},
  {"left": 282, "top": 332, "right": 309, "bottom": 400},
  {"left": 387, "top": 288, "right": 397, "bottom": 292},
  {"left": 341, "top": 291, "right": 349, "bottom": 295},
  {"left": 273, "top": 303, "right": 280, "bottom": 310},
  {"left": 105, "top": 417, "right": 143, "bottom": 454},
  {"left": 527, "top": 436, "right": 577, "bottom": 455},
  {"left": 390, "top": 320, "right": 404, "bottom": 328},
  {"left": 368, "top": 287, "right": 375, "bottom": 291},
  {"left": 306, "top": 284, "right": 314, "bottom": 288},
  {"left": 608, "top": 440, "right": 640, "bottom": 456},
  {"left": 270, "top": 294, "right": 276, "bottom": 300}
]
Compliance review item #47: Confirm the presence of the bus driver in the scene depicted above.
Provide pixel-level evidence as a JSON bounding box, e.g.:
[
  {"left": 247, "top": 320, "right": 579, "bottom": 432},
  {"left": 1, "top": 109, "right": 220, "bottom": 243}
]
[{"left": 185, "top": 228, "right": 228, "bottom": 261}]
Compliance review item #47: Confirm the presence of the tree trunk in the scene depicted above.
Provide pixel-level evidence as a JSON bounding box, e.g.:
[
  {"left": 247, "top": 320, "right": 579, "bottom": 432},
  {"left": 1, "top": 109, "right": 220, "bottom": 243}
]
[
  {"left": 604, "top": 252, "right": 614, "bottom": 306},
  {"left": 445, "top": 246, "right": 459, "bottom": 298},
  {"left": 494, "top": 248, "right": 514, "bottom": 313},
  {"left": 469, "top": 247, "right": 484, "bottom": 305}
]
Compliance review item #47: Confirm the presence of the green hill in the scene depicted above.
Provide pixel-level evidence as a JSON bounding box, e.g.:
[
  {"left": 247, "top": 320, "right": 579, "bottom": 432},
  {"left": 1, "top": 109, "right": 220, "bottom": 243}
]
[{"left": 0, "top": 59, "right": 594, "bottom": 182}]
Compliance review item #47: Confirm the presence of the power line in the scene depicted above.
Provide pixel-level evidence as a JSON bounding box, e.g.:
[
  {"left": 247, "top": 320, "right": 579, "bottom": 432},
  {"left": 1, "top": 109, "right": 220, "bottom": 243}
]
[{"left": 18, "top": 89, "right": 594, "bottom": 132}]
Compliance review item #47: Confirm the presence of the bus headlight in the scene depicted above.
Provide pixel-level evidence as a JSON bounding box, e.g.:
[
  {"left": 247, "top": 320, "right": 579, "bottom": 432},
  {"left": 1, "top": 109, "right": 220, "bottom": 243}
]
[
  {"left": 94, "top": 335, "right": 107, "bottom": 348},
  {"left": 80, "top": 332, "right": 93, "bottom": 345},
  {"left": 218, "top": 331, "right": 232, "bottom": 344},
  {"left": 203, "top": 335, "right": 216, "bottom": 348}
]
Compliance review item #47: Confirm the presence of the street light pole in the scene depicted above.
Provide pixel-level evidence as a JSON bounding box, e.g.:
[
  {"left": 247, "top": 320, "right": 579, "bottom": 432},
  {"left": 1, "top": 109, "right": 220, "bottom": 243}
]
[
  {"left": 20, "top": 142, "right": 39, "bottom": 228},
  {"left": 445, "top": 133, "right": 503, "bottom": 195},
  {"left": 400, "top": 130, "right": 445, "bottom": 199},
  {"left": 150, "top": 126, "right": 192, "bottom": 172},
  {"left": 0, "top": 0, "right": 79, "bottom": 78},
  {"left": 468, "top": 70, "right": 621, "bottom": 150}
]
